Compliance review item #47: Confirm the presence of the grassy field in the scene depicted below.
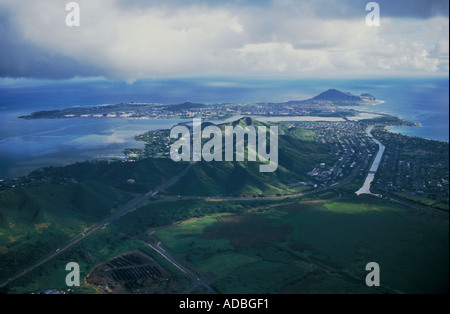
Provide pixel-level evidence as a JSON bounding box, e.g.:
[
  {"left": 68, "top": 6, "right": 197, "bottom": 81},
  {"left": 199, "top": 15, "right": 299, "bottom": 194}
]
[
  {"left": 154, "top": 194, "right": 449, "bottom": 294},
  {"left": 3, "top": 191, "right": 447, "bottom": 294},
  {"left": 286, "top": 127, "right": 315, "bottom": 141},
  {"left": 396, "top": 193, "right": 449, "bottom": 211}
]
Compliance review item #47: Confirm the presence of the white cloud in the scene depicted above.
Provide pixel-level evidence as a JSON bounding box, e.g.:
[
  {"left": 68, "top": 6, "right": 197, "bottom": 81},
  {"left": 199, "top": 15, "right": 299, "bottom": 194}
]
[{"left": 0, "top": 0, "right": 448, "bottom": 80}]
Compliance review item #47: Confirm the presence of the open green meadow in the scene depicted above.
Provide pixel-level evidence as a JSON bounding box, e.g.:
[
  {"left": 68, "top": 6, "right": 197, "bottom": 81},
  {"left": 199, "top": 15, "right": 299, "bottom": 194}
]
[{"left": 154, "top": 194, "right": 449, "bottom": 294}]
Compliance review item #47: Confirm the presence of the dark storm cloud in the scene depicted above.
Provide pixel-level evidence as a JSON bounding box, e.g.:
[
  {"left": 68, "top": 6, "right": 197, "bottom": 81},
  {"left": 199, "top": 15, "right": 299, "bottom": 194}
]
[
  {"left": 281, "top": 0, "right": 449, "bottom": 19},
  {"left": 374, "top": 0, "right": 448, "bottom": 18},
  {"left": 0, "top": 11, "right": 99, "bottom": 79}
]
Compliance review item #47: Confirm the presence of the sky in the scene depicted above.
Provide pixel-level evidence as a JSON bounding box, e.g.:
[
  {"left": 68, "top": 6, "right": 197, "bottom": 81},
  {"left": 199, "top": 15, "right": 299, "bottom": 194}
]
[{"left": 0, "top": 0, "right": 448, "bottom": 82}]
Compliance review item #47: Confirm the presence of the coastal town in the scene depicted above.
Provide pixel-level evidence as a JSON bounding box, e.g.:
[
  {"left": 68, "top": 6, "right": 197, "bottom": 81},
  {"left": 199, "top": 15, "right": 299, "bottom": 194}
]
[
  {"left": 19, "top": 101, "right": 363, "bottom": 121},
  {"left": 372, "top": 128, "right": 449, "bottom": 206},
  {"left": 3, "top": 89, "right": 447, "bottom": 210},
  {"left": 19, "top": 89, "right": 382, "bottom": 121}
]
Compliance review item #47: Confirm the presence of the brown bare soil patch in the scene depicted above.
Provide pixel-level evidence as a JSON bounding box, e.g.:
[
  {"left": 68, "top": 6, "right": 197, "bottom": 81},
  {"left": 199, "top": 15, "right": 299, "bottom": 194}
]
[
  {"left": 202, "top": 215, "right": 292, "bottom": 248},
  {"left": 85, "top": 249, "right": 179, "bottom": 294},
  {"left": 35, "top": 222, "right": 51, "bottom": 234}
]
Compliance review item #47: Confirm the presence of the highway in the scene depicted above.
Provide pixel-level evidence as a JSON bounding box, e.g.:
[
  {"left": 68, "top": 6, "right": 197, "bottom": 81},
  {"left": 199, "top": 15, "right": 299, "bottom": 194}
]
[
  {"left": 147, "top": 238, "right": 216, "bottom": 294},
  {"left": 0, "top": 162, "right": 196, "bottom": 288}
]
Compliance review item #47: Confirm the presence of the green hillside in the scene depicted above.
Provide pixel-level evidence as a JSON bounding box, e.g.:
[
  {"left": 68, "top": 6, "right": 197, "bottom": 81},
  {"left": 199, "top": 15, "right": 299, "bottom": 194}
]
[
  {"left": 166, "top": 118, "right": 333, "bottom": 196},
  {"left": 0, "top": 182, "right": 132, "bottom": 279},
  {"left": 28, "top": 158, "right": 187, "bottom": 194}
]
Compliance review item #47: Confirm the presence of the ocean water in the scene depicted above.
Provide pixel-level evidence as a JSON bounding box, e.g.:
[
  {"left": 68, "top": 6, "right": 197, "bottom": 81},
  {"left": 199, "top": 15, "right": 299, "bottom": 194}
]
[
  {"left": 338, "top": 78, "right": 449, "bottom": 143},
  {"left": 0, "top": 77, "right": 448, "bottom": 179}
]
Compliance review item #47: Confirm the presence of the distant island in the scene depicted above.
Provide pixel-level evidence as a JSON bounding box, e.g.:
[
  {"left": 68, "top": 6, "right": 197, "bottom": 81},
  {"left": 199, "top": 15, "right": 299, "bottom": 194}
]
[{"left": 19, "top": 89, "right": 385, "bottom": 121}]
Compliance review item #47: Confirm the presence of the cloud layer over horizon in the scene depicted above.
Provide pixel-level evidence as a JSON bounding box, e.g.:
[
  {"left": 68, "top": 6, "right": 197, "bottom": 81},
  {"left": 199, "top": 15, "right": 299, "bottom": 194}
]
[{"left": 0, "top": 0, "right": 448, "bottom": 81}]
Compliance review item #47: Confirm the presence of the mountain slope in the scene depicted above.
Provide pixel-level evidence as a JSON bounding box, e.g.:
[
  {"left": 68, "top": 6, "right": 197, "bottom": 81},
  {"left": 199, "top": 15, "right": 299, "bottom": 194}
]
[
  {"left": 165, "top": 117, "right": 334, "bottom": 196},
  {"left": 312, "top": 89, "right": 363, "bottom": 102}
]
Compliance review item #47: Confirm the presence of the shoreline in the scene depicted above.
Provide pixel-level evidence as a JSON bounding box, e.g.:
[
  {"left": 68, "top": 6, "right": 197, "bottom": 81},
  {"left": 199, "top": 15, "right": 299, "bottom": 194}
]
[{"left": 386, "top": 125, "right": 449, "bottom": 143}]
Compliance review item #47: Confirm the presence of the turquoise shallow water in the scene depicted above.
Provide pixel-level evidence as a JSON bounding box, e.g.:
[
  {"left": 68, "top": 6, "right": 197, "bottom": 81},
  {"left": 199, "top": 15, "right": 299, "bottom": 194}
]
[{"left": 0, "top": 77, "right": 447, "bottom": 179}]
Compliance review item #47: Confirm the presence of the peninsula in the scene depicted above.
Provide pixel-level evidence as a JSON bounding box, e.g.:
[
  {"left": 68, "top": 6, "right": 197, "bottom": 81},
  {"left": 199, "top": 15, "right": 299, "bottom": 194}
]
[{"left": 19, "top": 89, "right": 386, "bottom": 121}]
